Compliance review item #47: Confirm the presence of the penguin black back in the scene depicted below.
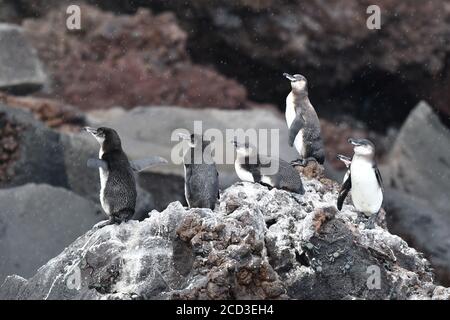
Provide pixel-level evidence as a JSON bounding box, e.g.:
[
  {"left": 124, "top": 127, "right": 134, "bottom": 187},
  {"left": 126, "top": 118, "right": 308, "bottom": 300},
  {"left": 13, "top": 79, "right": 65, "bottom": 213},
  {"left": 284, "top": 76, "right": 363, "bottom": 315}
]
[{"left": 181, "top": 133, "right": 219, "bottom": 210}]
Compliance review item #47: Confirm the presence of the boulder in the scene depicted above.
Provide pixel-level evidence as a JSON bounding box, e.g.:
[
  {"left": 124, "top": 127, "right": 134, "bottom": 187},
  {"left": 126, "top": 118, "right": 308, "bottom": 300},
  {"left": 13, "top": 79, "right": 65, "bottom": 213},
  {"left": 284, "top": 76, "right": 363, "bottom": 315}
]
[
  {"left": 384, "top": 189, "right": 450, "bottom": 286},
  {"left": 1, "top": 178, "right": 449, "bottom": 300},
  {"left": 0, "top": 104, "right": 155, "bottom": 218},
  {"left": 0, "top": 183, "right": 103, "bottom": 282},
  {"left": 383, "top": 101, "right": 450, "bottom": 216},
  {"left": 0, "top": 23, "right": 47, "bottom": 93}
]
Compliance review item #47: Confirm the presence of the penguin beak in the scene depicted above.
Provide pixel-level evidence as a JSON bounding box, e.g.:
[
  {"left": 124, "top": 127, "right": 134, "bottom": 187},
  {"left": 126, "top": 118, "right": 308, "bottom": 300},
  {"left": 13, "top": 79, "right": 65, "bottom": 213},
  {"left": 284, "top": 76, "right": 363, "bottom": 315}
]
[
  {"left": 83, "top": 127, "right": 98, "bottom": 135},
  {"left": 336, "top": 154, "right": 351, "bottom": 167},
  {"left": 283, "top": 73, "right": 296, "bottom": 81}
]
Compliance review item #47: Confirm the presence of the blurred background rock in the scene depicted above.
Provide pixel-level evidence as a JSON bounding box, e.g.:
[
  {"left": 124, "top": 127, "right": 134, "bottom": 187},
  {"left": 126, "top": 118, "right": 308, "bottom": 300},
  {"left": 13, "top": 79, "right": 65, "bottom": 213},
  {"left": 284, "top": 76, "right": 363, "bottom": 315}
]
[{"left": 0, "top": 0, "right": 449, "bottom": 286}]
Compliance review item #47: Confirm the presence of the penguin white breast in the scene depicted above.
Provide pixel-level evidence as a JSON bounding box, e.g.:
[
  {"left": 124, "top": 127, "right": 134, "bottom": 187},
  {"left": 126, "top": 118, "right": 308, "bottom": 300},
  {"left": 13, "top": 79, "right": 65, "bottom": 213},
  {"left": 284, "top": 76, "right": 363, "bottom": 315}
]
[
  {"left": 350, "top": 159, "right": 383, "bottom": 216},
  {"left": 98, "top": 148, "right": 110, "bottom": 215},
  {"left": 235, "top": 161, "right": 254, "bottom": 183},
  {"left": 260, "top": 175, "right": 274, "bottom": 187},
  {"left": 286, "top": 93, "right": 306, "bottom": 156},
  {"left": 285, "top": 93, "right": 296, "bottom": 127}
]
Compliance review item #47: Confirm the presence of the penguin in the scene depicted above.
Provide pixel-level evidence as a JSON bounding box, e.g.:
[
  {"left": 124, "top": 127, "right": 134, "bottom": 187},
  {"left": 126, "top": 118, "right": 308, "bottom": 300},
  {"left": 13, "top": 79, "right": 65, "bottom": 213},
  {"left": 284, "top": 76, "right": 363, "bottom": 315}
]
[
  {"left": 232, "top": 138, "right": 305, "bottom": 194},
  {"left": 84, "top": 127, "right": 167, "bottom": 228},
  {"left": 337, "top": 138, "right": 383, "bottom": 223},
  {"left": 283, "top": 73, "right": 325, "bottom": 166},
  {"left": 178, "top": 133, "right": 219, "bottom": 210}
]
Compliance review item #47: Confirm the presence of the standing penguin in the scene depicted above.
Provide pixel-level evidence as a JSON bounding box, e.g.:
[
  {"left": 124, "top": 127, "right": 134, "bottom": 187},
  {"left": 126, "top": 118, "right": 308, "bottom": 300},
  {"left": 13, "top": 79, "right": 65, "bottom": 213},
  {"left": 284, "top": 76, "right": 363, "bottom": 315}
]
[
  {"left": 337, "top": 138, "right": 383, "bottom": 224},
  {"left": 283, "top": 73, "right": 325, "bottom": 166},
  {"left": 178, "top": 133, "right": 219, "bottom": 210},
  {"left": 84, "top": 127, "right": 167, "bottom": 228},
  {"left": 232, "top": 138, "right": 305, "bottom": 194}
]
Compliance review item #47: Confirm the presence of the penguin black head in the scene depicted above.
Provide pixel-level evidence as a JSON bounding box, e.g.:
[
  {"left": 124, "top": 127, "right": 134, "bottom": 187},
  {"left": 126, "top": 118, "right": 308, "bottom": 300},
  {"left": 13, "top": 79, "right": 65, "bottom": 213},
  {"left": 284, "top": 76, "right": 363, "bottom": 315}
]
[
  {"left": 348, "top": 138, "right": 375, "bottom": 157},
  {"left": 177, "top": 133, "right": 211, "bottom": 150},
  {"left": 84, "top": 127, "right": 122, "bottom": 152},
  {"left": 232, "top": 138, "right": 257, "bottom": 157},
  {"left": 283, "top": 72, "right": 308, "bottom": 93}
]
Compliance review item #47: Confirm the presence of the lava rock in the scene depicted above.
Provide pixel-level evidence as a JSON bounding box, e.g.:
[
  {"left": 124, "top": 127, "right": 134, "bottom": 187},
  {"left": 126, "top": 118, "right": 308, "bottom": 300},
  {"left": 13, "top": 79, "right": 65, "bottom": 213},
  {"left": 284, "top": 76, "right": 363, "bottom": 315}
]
[
  {"left": 0, "top": 23, "right": 47, "bottom": 93},
  {"left": 2, "top": 179, "right": 449, "bottom": 300},
  {"left": 0, "top": 183, "right": 103, "bottom": 282}
]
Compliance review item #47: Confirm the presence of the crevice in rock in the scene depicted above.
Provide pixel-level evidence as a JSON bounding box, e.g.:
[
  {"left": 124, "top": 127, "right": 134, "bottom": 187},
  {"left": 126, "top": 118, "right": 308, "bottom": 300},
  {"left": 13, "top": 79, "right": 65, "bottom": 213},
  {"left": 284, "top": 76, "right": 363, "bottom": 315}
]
[
  {"left": 295, "top": 250, "right": 310, "bottom": 267},
  {"left": 265, "top": 218, "right": 277, "bottom": 229}
]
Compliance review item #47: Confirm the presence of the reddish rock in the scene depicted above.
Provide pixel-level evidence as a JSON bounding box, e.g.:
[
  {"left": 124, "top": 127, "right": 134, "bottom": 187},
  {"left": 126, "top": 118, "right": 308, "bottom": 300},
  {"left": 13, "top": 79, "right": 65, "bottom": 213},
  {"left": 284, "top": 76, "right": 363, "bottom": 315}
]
[
  {"left": 0, "top": 93, "right": 84, "bottom": 131},
  {"left": 22, "top": 5, "right": 251, "bottom": 110}
]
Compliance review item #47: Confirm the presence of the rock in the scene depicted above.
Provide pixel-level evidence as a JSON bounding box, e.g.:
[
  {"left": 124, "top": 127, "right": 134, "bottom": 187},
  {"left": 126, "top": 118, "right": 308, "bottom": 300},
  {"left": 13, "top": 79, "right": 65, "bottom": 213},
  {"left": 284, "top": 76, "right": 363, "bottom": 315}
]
[
  {"left": 0, "top": 104, "right": 155, "bottom": 218},
  {"left": 0, "top": 183, "right": 103, "bottom": 282},
  {"left": 0, "top": 0, "right": 19, "bottom": 23},
  {"left": 22, "top": 5, "right": 258, "bottom": 110},
  {"left": 87, "top": 105, "right": 299, "bottom": 186},
  {"left": 0, "top": 92, "right": 85, "bottom": 132},
  {"left": 2, "top": 179, "right": 449, "bottom": 300},
  {"left": 384, "top": 189, "right": 450, "bottom": 286},
  {"left": 383, "top": 101, "right": 450, "bottom": 216},
  {"left": 0, "top": 23, "right": 47, "bottom": 93}
]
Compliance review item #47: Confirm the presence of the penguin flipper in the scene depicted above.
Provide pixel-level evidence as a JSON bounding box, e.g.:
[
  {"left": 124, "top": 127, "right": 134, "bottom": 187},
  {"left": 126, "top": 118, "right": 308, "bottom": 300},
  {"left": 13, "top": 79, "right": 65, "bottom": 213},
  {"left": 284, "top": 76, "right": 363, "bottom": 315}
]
[
  {"left": 288, "top": 114, "right": 305, "bottom": 147},
  {"left": 337, "top": 173, "right": 351, "bottom": 211},
  {"left": 130, "top": 156, "right": 168, "bottom": 172},
  {"left": 87, "top": 158, "right": 108, "bottom": 170},
  {"left": 374, "top": 164, "right": 383, "bottom": 191},
  {"left": 337, "top": 154, "right": 352, "bottom": 168}
]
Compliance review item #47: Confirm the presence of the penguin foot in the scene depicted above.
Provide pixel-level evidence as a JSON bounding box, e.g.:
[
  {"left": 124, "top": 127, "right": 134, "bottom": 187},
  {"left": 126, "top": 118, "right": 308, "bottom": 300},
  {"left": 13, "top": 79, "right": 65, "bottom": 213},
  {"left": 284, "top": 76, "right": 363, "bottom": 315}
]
[
  {"left": 93, "top": 218, "right": 115, "bottom": 230},
  {"left": 291, "top": 157, "right": 318, "bottom": 167},
  {"left": 365, "top": 213, "right": 378, "bottom": 230}
]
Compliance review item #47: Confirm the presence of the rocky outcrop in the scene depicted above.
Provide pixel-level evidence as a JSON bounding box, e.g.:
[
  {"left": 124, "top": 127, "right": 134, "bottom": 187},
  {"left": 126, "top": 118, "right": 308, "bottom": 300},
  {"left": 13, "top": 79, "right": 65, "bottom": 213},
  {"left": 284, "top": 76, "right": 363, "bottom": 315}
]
[
  {"left": 2, "top": 179, "right": 449, "bottom": 300},
  {"left": 0, "top": 24, "right": 47, "bottom": 94},
  {"left": 22, "top": 5, "right": 258, "bottom": 110},
  {"left": 0, "top": 183, "right": 103, "bottom": 282}
]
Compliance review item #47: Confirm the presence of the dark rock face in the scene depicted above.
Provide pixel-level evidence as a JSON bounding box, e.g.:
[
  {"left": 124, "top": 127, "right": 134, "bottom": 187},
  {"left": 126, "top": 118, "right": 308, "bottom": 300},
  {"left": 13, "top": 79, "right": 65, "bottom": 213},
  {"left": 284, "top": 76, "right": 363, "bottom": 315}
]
[
  {"left": 2, "top": 181, "right": 449, "bottom": 300},
  {"left": 132, "top": 0, "right": 450, "bottom": 123},
  {"left": 0, "top": 24, "right": 47, "bottom": 94},
  {"left": 382, "top": 101, "right": 450, "bottom": 285},
  {"left": 0, "top": 183, "right": 103, "bottom": 282},
  {"left": 21, "top": 5, "right": 253, "bottom": 110}
]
